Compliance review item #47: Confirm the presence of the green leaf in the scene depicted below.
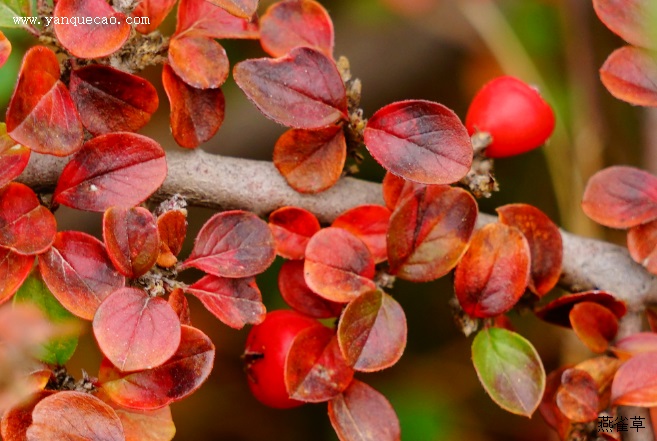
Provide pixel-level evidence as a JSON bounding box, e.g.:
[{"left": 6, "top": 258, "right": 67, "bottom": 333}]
[
  {"left": 13, "top": 274, "right": 79, "bottom": 365},
  {"left": 0, "top": 0, "right": 36, "bottom": 28},
  {"left": 471, "top": 327, "right": 545, "bottom": 417}
]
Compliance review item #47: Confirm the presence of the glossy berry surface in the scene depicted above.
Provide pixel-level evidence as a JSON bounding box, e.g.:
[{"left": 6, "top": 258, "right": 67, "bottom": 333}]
[
  {"left": 465, "top": 76, "right": 555, "bottom": 158},
  {"left": 244, "top": 309, "right": 321, "bottom": 409}
]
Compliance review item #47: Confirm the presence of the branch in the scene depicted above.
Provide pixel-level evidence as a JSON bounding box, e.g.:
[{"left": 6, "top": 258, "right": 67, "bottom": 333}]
[{"left": 19, "top": 149, "right": 657, "bottom": 310}]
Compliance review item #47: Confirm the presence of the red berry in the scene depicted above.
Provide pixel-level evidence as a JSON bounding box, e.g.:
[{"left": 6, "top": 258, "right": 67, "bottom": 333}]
[
  {"left": 244, "top": 310, "right": 321, "bottom": 409},
  {"left": 465, "top": 76, "right": 555, "bottom": 158}
]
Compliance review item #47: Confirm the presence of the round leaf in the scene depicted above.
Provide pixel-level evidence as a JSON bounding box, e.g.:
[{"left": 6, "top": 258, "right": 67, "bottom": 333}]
[
  {"left": 497, "top": 203, "right": 563, "bottom": 296},
  {"left": 185, "top": 275, "right": 265, "bottom": 329},
  {"left": 6, "top": 46, "right": 83, "bottom": 156},
  {"left": 162, "top": 63, "right": 226, "bottom": 149},
  {"left": 273, "top": 126, "right": 347, "bottom": 194},
  {"left": 183, "top": 210, "right": 276, "bottom": 278},
  {"left": 304, "top": 228, "right": 376, "bottom": 303},
  {"left": 26, "top": 391, "right": 125, "bottom": 441},
  {"left": 0, "top": 182, "right": 56, "bottom": 255},
  {"left": 0, "top": 123, "right": 30, "bottom": 189},
  {"left": 132, "top": 0, "right": 177, "bottom": 34},
  {"left": 175, "top": 0, "right": 259, "bottom": 39},
  {"left": 53, "top": 0, "right": 130, "bottom": 58},
  {"left": 455, "top": 223, "right": 530, "bottom": 318},
  {"left": 569, "top": 302, "right": 618, "bottom": 353},
  {"left": 0, "top": 31, "right": 10, "bottom": 68},
  {"left": 100, "top": 325, "right": 215, "bottom": 410},
  {"left": 260, "top": 0, "right": 334, "bottom": 57},
  {"left": 593, "top": 0, "right": 657, "bottom": 50},
  {"left": 0, "top": 247, "right": 34, "bottom": 306},
  {"left": 234, "top": 47, "right": 348, "bottom": 129},
  {"left": 337, "top": 290, "right": 407, "bottom": 372},
  {"left": 38, "top": 231, "right": 125, "bottom": 320},
  {"left": 611, "top": 352, "right": 657, "bottom": 407},
  {"left": 53, "top": 132, "right": 167, "bottom": 212},
  {"left": 328, "top": 380, "right": 401, "bottom": 441},
  {"left": 93, "top": 288, "right": 181, "bottom": 372},
  {"left": 103, "top": 207, "right": 160, "bottom": 279},
  {"left": 285, "top": 325, "right": 354, "bottom": 402},
  {"left": 157, "top": 210, "right": 187, "bottom": 268},
  {"left": 555, "top": 368, "right": 600, "bottom": 423},
  {"left": 535, "top": 291, "right": 627, "bottom": 328},
  {"left": 582, "top": 166, "right": 657, "bottom": 228},
  {"left": 269, "top": 206, "right": 321, "bottom": 259},
  {"left": 332, "top": 205, "right": 391, "bottom": 264},
  {"left": 600, "top": 46, "right": 657, "bottom": 107},
  {"left": 613, "top": 332, "right": 657, "bottom": 360},
  {"left": 363, "top": 100, "right": 472, "bottom": 185},
  {"left": 278, "top": 260, "right": 343, "bottom": 318},
  {"left": 168, "top": 35, "right": 229, "bottom": 89},
  {"left": 388, "top": 185, "right": 477, "bottom": 281},
  {"left": 1, "top": 390, "right": 54, "bottom": 441},
  {"left": 69, "top": 65, "right": 159, "bottom": 135},
  {"left": 628, "top": 218, "right": 657, "bottom": 274},
  {"left": 472, "top": 327, "right": 545, "bottom": 417}
]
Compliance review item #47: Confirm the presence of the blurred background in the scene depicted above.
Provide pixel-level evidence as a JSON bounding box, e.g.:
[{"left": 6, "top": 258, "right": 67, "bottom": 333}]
[{"left": 0, "top": 0, "right": 649, "bottom": 439}]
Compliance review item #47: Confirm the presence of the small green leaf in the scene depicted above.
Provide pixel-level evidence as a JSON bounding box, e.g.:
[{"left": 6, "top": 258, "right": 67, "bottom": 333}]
[
  {"left": 472, "top": 327, "right": 545, "bottom": 417},
  {"left": 13, "top": 274, "right": 79, "bottom": 365},
  {"left": 0, "top": 0, "right": 36, "bottom": 28}
]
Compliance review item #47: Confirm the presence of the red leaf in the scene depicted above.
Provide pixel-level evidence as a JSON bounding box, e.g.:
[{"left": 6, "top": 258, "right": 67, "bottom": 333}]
[
  {"left": 273, "top": 126, "right": 347, "bottom": 193},
  {"left": 337, "top": 290, "right": 407, "bottom": 372},
  {"left": 0, "top": 31, "right": 10, "bottom": 68},
  {"left": 600, "top": 46, "right": 657, "bottom": 106},
  {"left": 260, "top": 0, "right": 334, "bottom": 57},
  {"left": 132, "top": 0, "right": 177, "bottom": 34},
  {"left": 0, "top": 123, "right": 30, "bottom": 189},
  {"left": 539, "top": 368, "right": 571, "bottom": 437},
  {"left": 69, "top": 65, "right": 159, "bottom": 135},
  {"left": 278, "top": 260, "right": 343, "bottom": 318},
  {"left": 269, "top": 206, "right": 321, "bottom": 259},
  {"left": 53, "top": 132, "right": 167, "bottom": 212},
  {"left": 185, "top": 275, "right": 265, "bottom": 329},
  {"left": 103, "top": 207, "right": 159, "bottom": 279},
  {"left": 555, "top": 368, "right": 599, "bottom": 423},
  {"left": 204, "top": 0, "right": 258, "bottom": 19},
  {"left": 575, "top": 356, "right": 622, "bottom": 411},
  {"left": 304, "top": 228, "right": 376, "bottom": 303},
  {"left": 98, "top": 389, "right": 176, "bottom": 441},
  {"left": 455, "top": 223, "right": 530, "bottom": 318},
  {"left": 168, "top": 288, "right": 192, "bottom": 326},
  {"left": 332, "top": 205, "right": 391, "bottom": 264},
  {"left": 182, "top": 210, "right": 276, "bottom": 278},
  {"left": 93, "top": 287, "right": 181, "bottom": 372},
  {"left": 497, "top": 203, "right": 563, "bottom": 296},
  {"left": 611, "top": 352, "right": 657, "bottom": 407},
  {"left": 176, "top": 0, "right": 259, "bottom": 39},
  {"left": 6, "top": 46, "right": 83, "bottom": 156},
  {"left": 53, "top": 0, "right": 130, "bottom": 58},
  {"left": 569, "top": 302, "right": 618, "bottom": 353},
  {"left": 0, "top": 183, "right": 56, "bottom": 255},
  {"left": 582, "top": 166, "right": 657, "bottom": 228},
  {"left": 26, "top": 391, "right": 124, "bottom": 441},
  {"left": 1, "top": 391, "right": 54, "bottom": 441},
  {"left": 328, "top": 380, "right": 401, "bottom": 441},
  {"left": 0, "top": 247, "right": 34, "bottom": 305},
  {"left": 168, "top": 35, "right": 229, "bottom": 89},
  {"left": 234, "top": 47, "right": 348, "bottom": 129},
  {"left": 157, "top": 210, "right": 187, "bottom": 268},
  {"left": 285, "top": 325, "right": 354, "bottom": 402},
  {"left": 382, "top": 172, "right": 406, "bottom": 210},
  {"left": 628, "top": 218, "right": 657, "bottom": 274},
  {"left": 38, "top": 231, "right": 125, "bottom": 320},
  {"left": 162, "top": 64, "right": 226, "bottom": 149},
  {"left": 593, "top": 0, "right": 657, "bottom": 49},
  {"left": 100, "top": 325, "right": 214, "bottom": 410},
  {"left": 613, "top": 332, "right": 657, "bottom": 360},
  {"left": 387, "top": 185, "right": 477, "bottom": 282},
  {"left": 535, "top": 291, "right": 627, "bottom": 328},
  {"left": 363, "top": 100, "right": 472, "bottom": 185}
]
